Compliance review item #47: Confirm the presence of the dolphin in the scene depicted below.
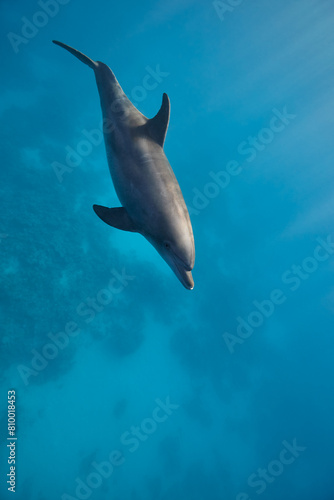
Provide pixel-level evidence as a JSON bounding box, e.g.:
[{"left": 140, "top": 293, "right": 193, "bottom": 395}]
[{"left": 53, "top": 41, "right": 195, "bottom": 290}]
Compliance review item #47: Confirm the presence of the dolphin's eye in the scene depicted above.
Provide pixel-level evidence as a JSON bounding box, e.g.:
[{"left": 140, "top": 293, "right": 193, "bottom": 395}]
[{"left": 164, "top": 242, "right": 171, "bottom": 249}]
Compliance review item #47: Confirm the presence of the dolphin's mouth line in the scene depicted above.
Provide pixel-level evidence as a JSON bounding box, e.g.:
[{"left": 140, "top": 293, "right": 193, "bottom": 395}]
[
  {"left": 170, "top": 249, "right": 192, "bottom": 272},
  {"left": 173, "top": 258, "right": 194, "bottom": 290}
]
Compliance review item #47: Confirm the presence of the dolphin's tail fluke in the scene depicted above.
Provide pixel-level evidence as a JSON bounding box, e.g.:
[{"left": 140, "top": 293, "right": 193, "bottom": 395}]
[{"left": 53, "top": 40, "right": 98, "bottom": 70}]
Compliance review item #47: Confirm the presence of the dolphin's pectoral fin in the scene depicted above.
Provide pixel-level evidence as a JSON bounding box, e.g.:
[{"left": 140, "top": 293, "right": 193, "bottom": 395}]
[
  {"left": 146, "top": 93, "right": 170, "bottom": 147},
  {"left": 93, "top": 205, "right": 139, "bottom": 232}
]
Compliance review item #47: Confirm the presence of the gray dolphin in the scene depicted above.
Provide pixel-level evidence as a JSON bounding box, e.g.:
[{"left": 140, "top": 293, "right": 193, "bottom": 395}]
[{"left": 53, "top": 41, "right": 195, "bottom": 289}]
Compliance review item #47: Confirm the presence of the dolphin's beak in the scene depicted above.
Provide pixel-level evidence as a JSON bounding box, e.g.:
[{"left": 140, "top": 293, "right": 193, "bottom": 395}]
[
  {"left": 181, "top": 269, "right": 194, "bottom": 290},
  {"left": 148, "top": 238, "right": 195, "bottom": 290},
  {"left": 172, "top": 259, "right": 194, "bottom": 290}
]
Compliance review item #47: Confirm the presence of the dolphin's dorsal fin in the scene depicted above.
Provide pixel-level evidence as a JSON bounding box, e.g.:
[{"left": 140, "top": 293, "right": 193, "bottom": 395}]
[
  {"left": 146, "top": 93, "right": 170, "bottom": 147},
  {"left": 93, "top": 206, "right": 139, "bottom": 232}
]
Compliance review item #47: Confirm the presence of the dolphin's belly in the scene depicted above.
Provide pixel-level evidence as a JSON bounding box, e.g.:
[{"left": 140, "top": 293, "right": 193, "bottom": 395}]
[{"left": 105, "top": 137, "right": 189, "bottom": 234}]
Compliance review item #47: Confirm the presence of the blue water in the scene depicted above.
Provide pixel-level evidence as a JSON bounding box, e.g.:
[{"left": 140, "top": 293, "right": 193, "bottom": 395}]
[{"left": 1, "top": 1, "right": 334, "bottom": 499}]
